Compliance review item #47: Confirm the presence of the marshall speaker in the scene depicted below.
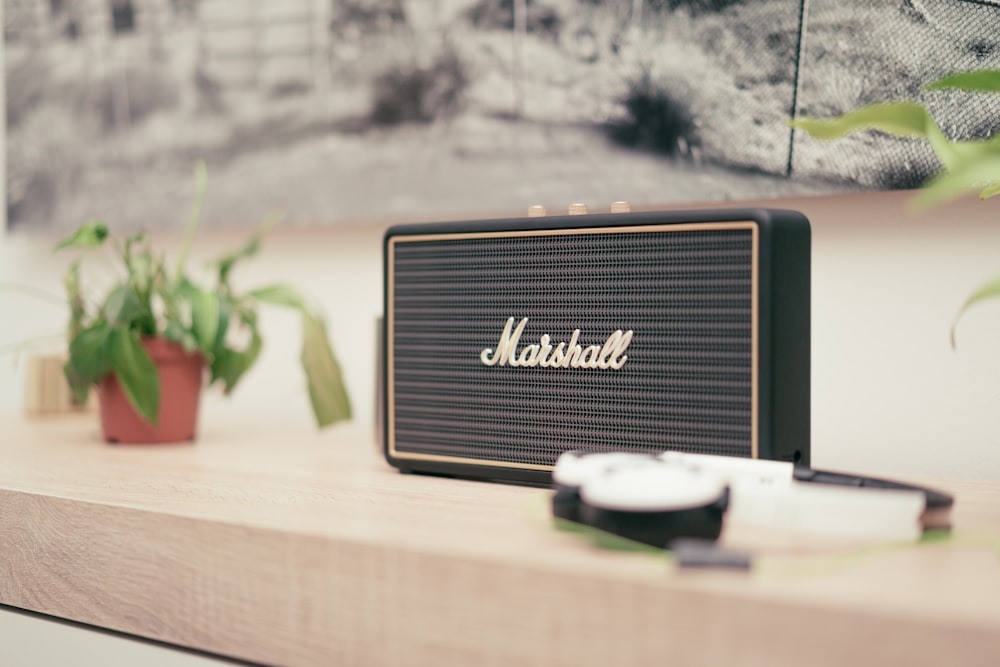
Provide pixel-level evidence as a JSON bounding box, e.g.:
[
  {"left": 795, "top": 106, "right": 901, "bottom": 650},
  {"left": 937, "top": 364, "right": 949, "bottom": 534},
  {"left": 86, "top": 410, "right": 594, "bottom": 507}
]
[{"left": 383, "top": 207, "right": 810, "bottom": 484}]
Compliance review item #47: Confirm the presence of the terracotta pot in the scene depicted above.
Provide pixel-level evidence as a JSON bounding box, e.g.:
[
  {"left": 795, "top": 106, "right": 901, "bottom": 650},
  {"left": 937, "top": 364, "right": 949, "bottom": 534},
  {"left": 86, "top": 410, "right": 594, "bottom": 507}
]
[{"left": 98, "top": 337, "right": 205, "bottom": 444}]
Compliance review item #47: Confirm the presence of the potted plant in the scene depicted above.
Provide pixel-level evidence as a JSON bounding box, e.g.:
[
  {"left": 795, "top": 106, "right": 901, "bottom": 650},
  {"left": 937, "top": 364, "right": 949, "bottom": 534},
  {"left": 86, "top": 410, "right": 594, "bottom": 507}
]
[
  {"left": 791, "top": 69, "right": 1000, "bottom": 341},
  {"left": 58, "top": 161, "right": 352, "bottom": 443}
]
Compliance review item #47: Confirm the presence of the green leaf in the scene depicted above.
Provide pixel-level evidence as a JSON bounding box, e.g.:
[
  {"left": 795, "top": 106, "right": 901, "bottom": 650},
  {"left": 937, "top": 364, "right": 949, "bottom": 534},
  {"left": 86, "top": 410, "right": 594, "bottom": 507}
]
[
  {"left": 979, "top": 181, "right": 1000, "bottom": 200},
  {"left": 551, "top": 519, "right": 664, "bottom": 554},
  {"left": 63, "top": 360, "right": 91, "bottom": 406},
  {"left": 157, "top": 277, "right": 190, "bottom": 349},
  {"left": 249, "top": 284, "right": 306, "bottom": 310},
  {"left": 213, "top": 297, "right": 232, "bottom": 352},
  {"left": 791, "top": 101, "right": 996, "bottom": 174},
  {"left": 108, "top": 328, "right": 160, "bottom": 425},
  {"left": 54, "top": 221, "right": 109, "bottom": 252},
  {"left": 300, "top": 312, "right": 352, "bottom": 427},
  {"left": 164, "top": 321, "right": 199, "bottom": 354},
  {"left": 930, "top": 136, "right": 1000, "bottom": 175},
  {"left": 214, "top": 214, "right": 281, "bottom": 284},
  {"left": 790, "top": 102, "right": 935, "bottom": 140},
  {"left": 951, "top": 273, "right": 1000, "bottom": 349},
  {"left": 247, "top": 283, "right": 351, "bottom": 426},
  {"left": 102, "top": 284, "right": 144, "bottom": 327},
  {"left": 925, "top": 70, "right": 1000, "bottom": 93},
  {"left": 925, "top": 127, "right": 970, "bottom": 174},
  {"left": 211, "top": 331, "right": 262, "bottom": 394},
  {"left": 174, "top": 276, "right": 198, "bottom": 298},
  {"left": 912, "top": 152, "right": 1000, "bottom": 209},
  {"left": 189, "top": 287, "right": 220, "bottom": 356},
  {"left": 67, "top": 323, "right": 114, "bottom": 385}
]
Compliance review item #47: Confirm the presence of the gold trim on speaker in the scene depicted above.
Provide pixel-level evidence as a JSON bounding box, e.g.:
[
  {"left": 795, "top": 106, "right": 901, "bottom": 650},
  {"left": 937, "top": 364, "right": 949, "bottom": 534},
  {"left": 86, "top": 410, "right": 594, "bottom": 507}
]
[{"left": 387, "top": 221, "right": 760, "bottom": 469}]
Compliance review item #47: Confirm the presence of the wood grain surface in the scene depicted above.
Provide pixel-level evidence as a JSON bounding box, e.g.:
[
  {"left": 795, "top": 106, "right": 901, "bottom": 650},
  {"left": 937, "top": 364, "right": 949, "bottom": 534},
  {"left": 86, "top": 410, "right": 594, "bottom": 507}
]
[{"left": 1, "top": 415, "right": 999, "bottom": 666}]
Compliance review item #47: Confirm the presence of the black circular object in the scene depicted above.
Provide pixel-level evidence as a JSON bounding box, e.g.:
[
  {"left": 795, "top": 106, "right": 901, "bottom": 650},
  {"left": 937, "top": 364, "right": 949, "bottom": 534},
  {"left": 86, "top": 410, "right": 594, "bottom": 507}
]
[
  {"left": 578, "top": 463, "right": 730, "bottom": 548},
  {"left": 551, "top": 451, "right": 659, "bottom": 523}
]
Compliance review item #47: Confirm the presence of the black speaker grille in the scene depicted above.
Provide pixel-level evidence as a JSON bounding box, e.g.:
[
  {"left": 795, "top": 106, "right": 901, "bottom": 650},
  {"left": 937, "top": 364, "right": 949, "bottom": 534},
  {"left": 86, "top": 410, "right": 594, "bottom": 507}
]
[{"left": 388, "top": 224, "right": 756, "bottom": 468}]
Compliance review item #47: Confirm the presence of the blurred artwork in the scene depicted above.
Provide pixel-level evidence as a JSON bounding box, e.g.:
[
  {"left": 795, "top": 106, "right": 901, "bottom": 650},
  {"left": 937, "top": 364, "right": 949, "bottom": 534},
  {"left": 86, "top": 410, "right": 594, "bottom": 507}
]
[{"left": 3, "top": 0, "right": 999, "bottom": 232}]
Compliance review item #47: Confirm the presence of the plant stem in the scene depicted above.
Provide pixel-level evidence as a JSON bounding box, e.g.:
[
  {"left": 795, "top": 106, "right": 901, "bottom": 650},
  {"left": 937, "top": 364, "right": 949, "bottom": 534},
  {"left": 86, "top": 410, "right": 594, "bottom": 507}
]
[{"left": 174, "top": 160, "right": 208, "bottom": 284}]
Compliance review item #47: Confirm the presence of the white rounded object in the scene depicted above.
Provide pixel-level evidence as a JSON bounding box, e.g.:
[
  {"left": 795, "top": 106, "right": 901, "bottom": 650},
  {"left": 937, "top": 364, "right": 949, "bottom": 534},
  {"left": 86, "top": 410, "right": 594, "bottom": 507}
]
[
  {"left": 581, "top": 463, "right": 727, "bottom": 512},
  {"left": 552, "top": 451, "right": 657, "bottom": 487},
  {"left": 658, "top": 450, "right": 793, "bottom": 486}
]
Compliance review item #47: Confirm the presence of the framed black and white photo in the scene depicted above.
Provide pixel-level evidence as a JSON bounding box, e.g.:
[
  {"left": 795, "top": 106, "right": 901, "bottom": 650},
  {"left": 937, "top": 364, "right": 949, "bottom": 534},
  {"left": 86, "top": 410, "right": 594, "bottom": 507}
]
[{"left": 4, "top": 0, "right": 999, "bottom": 233}]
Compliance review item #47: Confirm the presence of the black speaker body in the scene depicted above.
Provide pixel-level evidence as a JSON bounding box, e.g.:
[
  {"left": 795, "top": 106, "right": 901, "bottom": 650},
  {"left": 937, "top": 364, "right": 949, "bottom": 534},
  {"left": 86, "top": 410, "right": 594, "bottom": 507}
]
[{"left": 383, "top": 208, "right": 810, "bottom": 484}]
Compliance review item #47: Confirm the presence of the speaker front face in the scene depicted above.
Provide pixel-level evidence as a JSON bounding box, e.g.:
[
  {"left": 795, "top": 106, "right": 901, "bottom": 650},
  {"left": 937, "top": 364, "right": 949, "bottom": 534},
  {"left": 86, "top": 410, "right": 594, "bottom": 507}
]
[{"left": 384, "top": 210, "right": 808, "bottom": 483}]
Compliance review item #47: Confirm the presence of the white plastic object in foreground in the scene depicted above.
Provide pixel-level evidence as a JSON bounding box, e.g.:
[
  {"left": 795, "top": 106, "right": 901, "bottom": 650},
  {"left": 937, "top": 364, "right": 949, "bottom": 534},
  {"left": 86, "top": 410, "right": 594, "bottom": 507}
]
[
  {"left": 581, "top": 464, "right": 728, "bottom": 512},
  {"left": 552, "top": 451, "right": 656, "bottom": 487},
  {"left": 656, "top": 451, "right": 925, "bottom": 541},
  {"left": 725, "top": 478, "right": 925, "bottom": 542}
]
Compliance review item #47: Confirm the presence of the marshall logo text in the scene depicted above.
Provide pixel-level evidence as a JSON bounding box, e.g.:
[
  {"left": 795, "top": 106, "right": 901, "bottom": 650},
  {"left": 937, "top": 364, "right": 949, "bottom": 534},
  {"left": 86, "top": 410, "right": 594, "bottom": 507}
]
[{"left": 480, "top": 317, "right": 633, "bottom": 369}]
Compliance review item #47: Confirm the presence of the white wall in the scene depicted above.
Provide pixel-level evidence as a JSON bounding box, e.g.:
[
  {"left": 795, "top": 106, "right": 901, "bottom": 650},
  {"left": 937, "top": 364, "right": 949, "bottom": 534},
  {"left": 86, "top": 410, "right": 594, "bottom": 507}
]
[
  {"left": 3, "top": 189, "right": 1000, "bottom": 481},
  {"left": 805, "top": 191, "right": 1000, "bottom": 480}
]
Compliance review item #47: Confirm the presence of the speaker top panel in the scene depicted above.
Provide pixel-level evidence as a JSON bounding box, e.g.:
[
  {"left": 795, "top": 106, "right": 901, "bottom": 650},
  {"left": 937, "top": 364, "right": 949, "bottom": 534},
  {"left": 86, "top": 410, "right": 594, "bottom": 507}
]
[{"left": 383, "top": 208, "right": 810, "bottom": 482}]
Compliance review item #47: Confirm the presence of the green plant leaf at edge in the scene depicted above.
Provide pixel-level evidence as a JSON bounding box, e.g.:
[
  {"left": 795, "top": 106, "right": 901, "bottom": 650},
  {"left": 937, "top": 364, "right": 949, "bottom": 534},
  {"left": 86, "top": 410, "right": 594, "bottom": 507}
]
[
  {"left": 102, "top": 283, "right": 144, "bottom": 327},
  {"left": 64, "top": 322, "right": 115, "bottom": 404},
  {"left": 925, "top": 70, "right": 1000, "bottom": 93},
  {"left": 790, "top": 102, "right": 934, "bottom": 140},
  {"left": 210, "top": 296, "right": 232, "bottom": 354},
  {"left": 249, "top": 284, "right": 352, "bottom": 426},
  {"left": 950, "top": 274, "right": 1000, "bottom": 349},
  {"left": 211, "top": 330, "right": 262, "bottom": 394},
  {"left": 248, "top": 284, "right": 306, "bottom": 309},
  {"left": 790, "top": 102, "right": 988, "bottom": 174},
  {"left": 67, "top": 322, "right": 115, "bottom": 385},
  {"left": 62, "top": 361, "right": 91, "bottom": 406},
  {"left": 979, "top": 181, "right": 1000, "bottom": 200},
  {"left": 912, "top": 152, "right": 1000, "bottom": 210},
  {"left": 108, "top": 328, "right": 160, "bottom": 425},
  {"left": 164, "top": 321, "right": 200, "bottom": 355},
  {"left": 189, "top": 286, "right": 221, "bottom": 357},
  {"left": 300, "top": 311, "right": 352, "bottom": 427},
  {"left": 552, "top": 518, "right": 668, "bottom": 555},
  {"left": 54, "top": 221, "right": 109, "bottom": 252}
]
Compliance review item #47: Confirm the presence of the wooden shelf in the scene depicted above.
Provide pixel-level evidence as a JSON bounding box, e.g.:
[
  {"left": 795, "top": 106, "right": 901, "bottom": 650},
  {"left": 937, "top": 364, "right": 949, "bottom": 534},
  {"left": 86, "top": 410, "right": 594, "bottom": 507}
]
[{"left": 1, "top": 415, "right": 999, "bottom": 666}]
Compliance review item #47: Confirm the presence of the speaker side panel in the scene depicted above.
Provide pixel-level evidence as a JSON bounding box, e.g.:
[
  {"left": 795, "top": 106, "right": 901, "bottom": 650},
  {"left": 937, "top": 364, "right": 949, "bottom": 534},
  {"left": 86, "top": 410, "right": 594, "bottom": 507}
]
[{"left": 764, "top": 210, "right": 811, "bottom": 465}]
